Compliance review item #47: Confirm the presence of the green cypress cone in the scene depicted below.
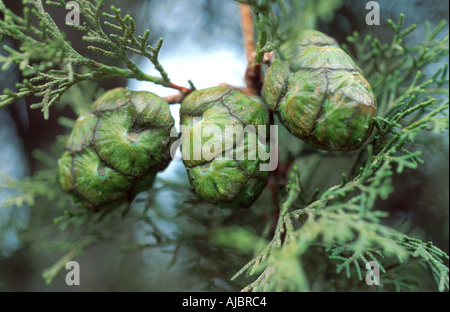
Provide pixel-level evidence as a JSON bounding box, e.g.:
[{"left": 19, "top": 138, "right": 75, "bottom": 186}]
[
  {"left": 263, "top": 30, "right": 377, "bottom": 151},
  {"left": 180, "top": 86, "right": 270, "bottom": 208},
  {"left": 58, "top": 88, "right": 175, "bottom": 210}
]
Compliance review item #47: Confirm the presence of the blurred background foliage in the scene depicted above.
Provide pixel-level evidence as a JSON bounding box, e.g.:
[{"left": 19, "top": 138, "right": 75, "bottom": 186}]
[{"left": 0, "top": 0, "right": 448, "bottom": 291}]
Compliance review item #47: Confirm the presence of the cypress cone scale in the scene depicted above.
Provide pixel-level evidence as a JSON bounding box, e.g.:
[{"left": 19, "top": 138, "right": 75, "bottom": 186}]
[
  {"left": 180, "top": 86, "right": 269, "bottom": 208},
  {"left": 263, "top": 30, "right": 377, "bottom": 151},
  {"left": 58, "top": 88, "right": 175, "bottom": 210}
]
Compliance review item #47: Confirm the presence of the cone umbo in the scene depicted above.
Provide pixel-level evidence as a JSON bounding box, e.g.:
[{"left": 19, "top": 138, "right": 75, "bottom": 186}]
[
  {"left": 58, "top": 88, "right": 175, "bottom": 210},
  {"left": 180, "top": 86, "right": 270, "bottom": 208},
  {"left": 263, "top": 30, "right": 377, "bottom": 151}
]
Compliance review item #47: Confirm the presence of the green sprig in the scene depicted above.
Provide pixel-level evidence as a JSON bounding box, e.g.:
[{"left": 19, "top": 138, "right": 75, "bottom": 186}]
[
  {"left": 0, "top": 0, "right": 178, "bottom": 118},
  {"left": 230, "top": 15, "right": 449, "bottom": 292}
]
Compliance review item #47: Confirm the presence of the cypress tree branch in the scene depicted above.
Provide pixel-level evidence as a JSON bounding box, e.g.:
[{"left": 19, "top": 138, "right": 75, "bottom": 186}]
[
  {"left": 0, "top": 0, "right": 191, "bottom": 118},
  {"left": 0, "top": 2, "right": 448, "bottom": 292},
  {"left": 228, "top": 14, "right": 449, "bottom": 292}
]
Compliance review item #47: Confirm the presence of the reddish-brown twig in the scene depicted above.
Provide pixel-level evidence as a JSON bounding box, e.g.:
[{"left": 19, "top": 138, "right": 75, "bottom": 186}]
[
  {"left": 239, "top": 4, "right": 256, "bottom": 63},
  {"left": 239, "top": 3, "right": 263, "bottom": 95},
  {"left": 163, "top": 93, "right": 187, "bottom": 104},
  {"left": 163, "top": 82, "right": 193, "bottom": 104},
  {"left": 169, "top": 82, "right": 191, "bottom": 94}
]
